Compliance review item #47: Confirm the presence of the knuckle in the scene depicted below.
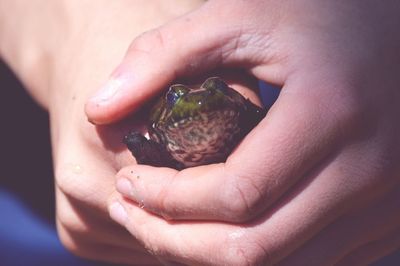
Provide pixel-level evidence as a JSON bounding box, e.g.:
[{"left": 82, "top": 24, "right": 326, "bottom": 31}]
[
  {"left": 158, "top": 176, "right": 182, "bottom": 219},
  {"left": 56, "top": 199, "right": 97, "bottom": 243},
  {"left": 221, "top": 28, "right": 271, "bottom": 64},
  {"left": 57, "top": 221, "right": 122, "bottom": 263},
  {"left": 222, "top": 237, "right": 272, "bottom": 266},
  {"left": 220, "top": 170, "right": 264, "bottom": 222},
  {"left": 140, "top": 233, "right": 166, "bottom": 259},
  {"left": 54, "top": 166, "right": 83, "bottom": 199},
  {"left": 317, "top": 87, "right": 366, "bottom": 136},
  {"left": 57, "top": 222, "right": 95, "bottom": 260},
  {"left": 144, "top": 227, "right": 166, "bottom": 255},
  {"left": 56, "top": 206, "right": 88, "bottom": 236},
  {"left": 128, "top": 28, "right": 169, "bottom": 55},
  {"left": 54, "top": 164, "right": 99, "bottom": 206},
  {"left": 54, "top": 170, "right": 101, "bottom": 235},
  {"left": 136, "top": 219, "right": 180, "bottom": 260}
]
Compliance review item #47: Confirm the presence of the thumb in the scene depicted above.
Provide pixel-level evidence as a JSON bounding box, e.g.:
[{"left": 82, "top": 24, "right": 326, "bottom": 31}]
[{"left": 85, "top": 1, "right": 279, "bottom": 124}]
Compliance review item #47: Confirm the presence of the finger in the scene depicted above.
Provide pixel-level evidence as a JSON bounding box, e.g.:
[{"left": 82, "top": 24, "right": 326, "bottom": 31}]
[
  {"left": 109, "top": 143, "right": 398, "bottom": 265},
  {"left": 55, "top": 186, "right": 142, "bottom": 249},
  {"left": 109, "top": 138, "right": 397, "bottom": 265},
  {"left": 53, "top": 127, "right": 156, "bottom": 259},
  {"left": 108, "top": 191, "right": 260, "bottom": 266},
  {"left": 114, "top": 81, "right": 354, "bottom": 222},
  {"left": 53, "top": 119, "right": 130, "bottom": 213},
  {"left": 85, "top": 0, "right": 282, "bottom": 124},
  {"left": 278, "top": 187, "right": 400, "bottom": 265}
]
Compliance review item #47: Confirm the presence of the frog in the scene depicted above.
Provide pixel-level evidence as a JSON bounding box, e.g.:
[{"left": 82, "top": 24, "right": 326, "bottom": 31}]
[{"left": 123, "top": 77, "right": 267, "bottom": 170}]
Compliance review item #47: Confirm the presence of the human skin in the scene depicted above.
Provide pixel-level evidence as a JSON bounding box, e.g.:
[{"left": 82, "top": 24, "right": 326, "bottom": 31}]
[
  {"left": 0, "top": 0, "right": 205, "bottom": 264},
  {"left": 85, "top": 0, "right": 400, "bottom": 265}
]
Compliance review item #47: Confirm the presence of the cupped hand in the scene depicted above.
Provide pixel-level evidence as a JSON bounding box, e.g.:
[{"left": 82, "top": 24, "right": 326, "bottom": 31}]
[
  {"left": 86, "top": 0, "right": 400, "bottom": 265},
  {"left": 1, "top": 0, "right": 205, "bottom": 265}
]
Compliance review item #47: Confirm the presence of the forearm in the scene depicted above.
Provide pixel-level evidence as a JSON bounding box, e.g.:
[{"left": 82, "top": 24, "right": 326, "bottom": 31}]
[
  {"left": 0, "top": 0, "right": 65, "bottom": 107},
  {"left": 0, "top": 0, "right": 205, "bottom": 109}
]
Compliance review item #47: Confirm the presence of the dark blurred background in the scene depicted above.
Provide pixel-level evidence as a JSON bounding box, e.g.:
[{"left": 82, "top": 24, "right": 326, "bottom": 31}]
[
  {"left": 0, "top": 60, "right": 101, "bottom": 265},
  {"left": 0, "top": 60, "right": 55, "bottom": 224}
]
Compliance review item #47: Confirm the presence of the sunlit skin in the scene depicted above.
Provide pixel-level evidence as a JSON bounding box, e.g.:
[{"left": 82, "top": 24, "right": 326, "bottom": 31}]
[{"left": 1, "top": 0, "right": 399, "bottom": 265}]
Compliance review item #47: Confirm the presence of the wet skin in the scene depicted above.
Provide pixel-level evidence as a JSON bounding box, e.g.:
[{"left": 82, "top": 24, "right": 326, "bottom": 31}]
[{"left": 124, "top": 77, "right": 267, "bottom": 170}]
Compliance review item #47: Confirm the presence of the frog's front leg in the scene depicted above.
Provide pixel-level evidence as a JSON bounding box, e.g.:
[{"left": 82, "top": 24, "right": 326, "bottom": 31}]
[{"left": 123, "top": 131, "right": 183, "bottom": 169}]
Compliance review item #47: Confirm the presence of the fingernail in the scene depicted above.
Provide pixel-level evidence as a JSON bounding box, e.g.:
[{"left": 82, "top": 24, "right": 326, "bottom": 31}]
[
  {"left": 116, "top": 178, "right": 141, "bottom": 202},
  {"left": 109, "top": 201, "right": 128, "bottom": 225},
  {"left": 90, "top": 71, "right": 133, "bottom": 103},
  {"left": 116, "top": 178, "right": 133, "bottom": 195}
]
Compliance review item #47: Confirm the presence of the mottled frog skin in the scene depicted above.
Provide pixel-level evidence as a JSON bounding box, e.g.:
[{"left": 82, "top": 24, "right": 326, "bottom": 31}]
[{"left": 124, "top": 77, "right": 267, "bottom": 170}]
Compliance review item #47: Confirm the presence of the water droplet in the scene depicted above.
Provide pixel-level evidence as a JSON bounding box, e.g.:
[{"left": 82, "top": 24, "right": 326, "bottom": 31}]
[
  {"left": 72, "top": 164, "right": 83, "bottom": 174},
  {"left": 138, "top": 200, "right": 145, "bottom": 209}
]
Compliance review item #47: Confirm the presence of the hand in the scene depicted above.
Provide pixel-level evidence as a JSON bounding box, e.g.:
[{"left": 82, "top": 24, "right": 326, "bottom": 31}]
[
  {"left": 86, "top": 0, "right": 400, "bottom": 265},
  {"left": 0, "top": 0, "right": 204, "bottom": 264}
]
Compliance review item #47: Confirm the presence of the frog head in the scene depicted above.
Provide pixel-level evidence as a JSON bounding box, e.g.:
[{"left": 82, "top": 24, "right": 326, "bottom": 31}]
[{"left": 150, "top": 77, "right": 244, "bottom": 126}]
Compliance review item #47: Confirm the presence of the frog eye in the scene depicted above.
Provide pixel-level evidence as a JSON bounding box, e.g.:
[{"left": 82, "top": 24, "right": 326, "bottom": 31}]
[
  {"left": 166, "top": 90, "right": 180, "bottom": 106},
  {"left": 166, "top": 85, "right": 189, "bottom": 107},
  {"left": 202, "top": 77, "right": 229, "bottom": 94}
]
